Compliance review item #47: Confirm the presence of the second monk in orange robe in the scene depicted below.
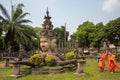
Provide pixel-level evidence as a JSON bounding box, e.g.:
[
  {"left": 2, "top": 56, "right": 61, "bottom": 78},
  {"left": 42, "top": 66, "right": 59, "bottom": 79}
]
[
  {"left": 107, "top": 52, "right": 120, "bottom": 73},
  {"left": 98, "top": 51, "right": 106, "bottom": 72}
]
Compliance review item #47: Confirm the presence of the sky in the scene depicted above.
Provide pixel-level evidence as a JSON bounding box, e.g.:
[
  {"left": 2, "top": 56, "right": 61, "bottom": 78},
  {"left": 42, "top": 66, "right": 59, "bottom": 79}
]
[{"left": 0, "top": 0, "right": 120, "bottom": 35}]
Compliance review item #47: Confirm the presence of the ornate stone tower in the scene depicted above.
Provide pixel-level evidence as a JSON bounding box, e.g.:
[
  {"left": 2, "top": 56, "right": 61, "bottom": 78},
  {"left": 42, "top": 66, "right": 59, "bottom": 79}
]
[
  {"left": 40, "top": 8, "right": 57, "bottom": 38},
  {"left": 42, "top": 8, "right": 53, "bottom": 30}
]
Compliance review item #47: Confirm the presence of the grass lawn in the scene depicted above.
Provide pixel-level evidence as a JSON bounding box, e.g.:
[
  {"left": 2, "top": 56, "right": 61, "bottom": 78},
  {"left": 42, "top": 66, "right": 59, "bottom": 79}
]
[{"left": 0, "top": 59, "right": 120, "bottom": 80}]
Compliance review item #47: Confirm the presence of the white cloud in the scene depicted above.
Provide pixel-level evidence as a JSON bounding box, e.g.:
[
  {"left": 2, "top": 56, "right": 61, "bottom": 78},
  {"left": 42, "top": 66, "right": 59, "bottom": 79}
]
[{"left": 102, "top": 0, "right": 120, "bottom": 13}]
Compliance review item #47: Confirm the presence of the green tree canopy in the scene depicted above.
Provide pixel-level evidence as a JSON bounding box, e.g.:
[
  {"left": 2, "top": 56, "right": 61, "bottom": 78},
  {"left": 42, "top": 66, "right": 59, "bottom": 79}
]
[
  {"left": 103, "top": 17, "right": 120, "bottom": 46},
  {"left": 75, "top": 21, "right": 96, "bottom": 47}
]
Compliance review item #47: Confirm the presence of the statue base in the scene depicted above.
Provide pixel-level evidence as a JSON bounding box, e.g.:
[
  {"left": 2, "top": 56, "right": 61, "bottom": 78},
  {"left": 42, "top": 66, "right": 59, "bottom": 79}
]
[
  {"left": 74, "top": 72, "right": 85, "bottom": 76},
  {"left": 9, "top": 74, "right": 22, "bottom": 78}
]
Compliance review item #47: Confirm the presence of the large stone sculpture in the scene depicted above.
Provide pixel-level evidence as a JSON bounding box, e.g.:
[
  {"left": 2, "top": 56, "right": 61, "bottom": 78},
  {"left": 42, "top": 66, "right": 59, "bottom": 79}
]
[{"left": 39, "top": 9, "right": 76, "bottom": 66}]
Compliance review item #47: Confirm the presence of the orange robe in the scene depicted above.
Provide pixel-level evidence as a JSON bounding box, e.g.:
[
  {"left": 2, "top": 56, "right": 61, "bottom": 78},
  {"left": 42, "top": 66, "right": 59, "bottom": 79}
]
[
  {"left": 98, "top": 52, "right": 105, "bottom": 69},
  {"left": 108, "top": 54, "right": 120, "bottom": 70}
]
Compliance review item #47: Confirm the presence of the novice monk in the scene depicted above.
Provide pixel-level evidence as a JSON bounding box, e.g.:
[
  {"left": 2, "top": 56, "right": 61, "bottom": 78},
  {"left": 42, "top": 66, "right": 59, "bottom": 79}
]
[
  {"left": 98, "top": 51, "right": 106, "bottom": 72},
  {"left": 107, "top": 52, "right": 120, "bottom": 73}
]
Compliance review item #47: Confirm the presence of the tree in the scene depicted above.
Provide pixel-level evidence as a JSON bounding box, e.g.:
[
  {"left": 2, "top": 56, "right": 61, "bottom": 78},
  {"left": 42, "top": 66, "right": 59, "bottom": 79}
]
[
  {"left": 96, "top": 22, "right": 104, "bottom": 29},
  {"left": 103, "top": 17, "right": 120, "bottom": 46},
  {"left": 93, "top": 22, "right": 105, "bottom": 48},
  {"left": 54, "top": 26, "right": 69, "bottom": 48},
  {"left": 33, "top": 27, "right": 43, "bottom": 50},
  {"left": 0, "top": 36, "right": 5, "bottom": 50},
  {"left": 34, "top": 27, "right": 43, "bottom": 36},
  {"left": 0, "top": 3, "right": 37, "bottom": 51},
  {"left": 76, "top": 21, "right": 96, "bottom": 48}
]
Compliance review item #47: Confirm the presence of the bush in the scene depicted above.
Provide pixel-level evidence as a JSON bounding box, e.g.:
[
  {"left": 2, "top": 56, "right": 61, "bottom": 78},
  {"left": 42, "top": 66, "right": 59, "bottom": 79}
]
[
  {"left": 29, "top": 53, "right": 43, "bottom": 66},
  {"left": 45, "top": 54, "right": 56, "bottom": 66},
  {"left": 117, "top": 53, "right": 120, "bottom": 56},
  {"left": 66, "top": 51, "right": 75, "bottom": 60}
]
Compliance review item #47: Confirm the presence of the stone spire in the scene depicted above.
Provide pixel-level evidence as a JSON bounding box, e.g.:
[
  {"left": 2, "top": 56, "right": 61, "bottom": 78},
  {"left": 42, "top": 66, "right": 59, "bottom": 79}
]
[
  {"left": 46, "top": 8, "right": 49, "bottom": 17},
  {"left": 42, "top": 8, "right": 53, "bottom": 30},
  {"left": 40, "top": 8, "right": 57, "bottom": 38}
]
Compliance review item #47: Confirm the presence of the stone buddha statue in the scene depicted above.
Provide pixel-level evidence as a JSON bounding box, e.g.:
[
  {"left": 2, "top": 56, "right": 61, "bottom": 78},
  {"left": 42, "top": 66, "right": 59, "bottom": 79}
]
[{"left": 39, "top": 9, "right": 76, "bottom": 66}]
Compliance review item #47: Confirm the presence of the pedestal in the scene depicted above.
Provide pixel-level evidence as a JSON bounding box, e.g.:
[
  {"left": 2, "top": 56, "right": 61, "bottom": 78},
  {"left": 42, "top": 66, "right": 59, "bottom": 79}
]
[
  {"left": 74, "top": 60, "right": 86, "bottom": 76},
  {"left": 9, "top": 63, "right": 22, "bottom": 78},
  {"left": 5, "top": 59, "right": 10, "bottom": 68},
  {"left": 3, "top": 57, "right": 15, "bottom": 68}
]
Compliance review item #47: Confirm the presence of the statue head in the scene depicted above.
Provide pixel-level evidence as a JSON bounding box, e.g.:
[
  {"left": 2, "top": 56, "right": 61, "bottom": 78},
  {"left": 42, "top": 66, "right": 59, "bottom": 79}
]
[
  {"left": 40, "top": 36, "right": 51, "bottom": 53},
  {"left": 40, "top": 30, "right": 57, "bottom": 54},
  {"left": 51, "top": 37, "right": 57, "bottom": 52}
]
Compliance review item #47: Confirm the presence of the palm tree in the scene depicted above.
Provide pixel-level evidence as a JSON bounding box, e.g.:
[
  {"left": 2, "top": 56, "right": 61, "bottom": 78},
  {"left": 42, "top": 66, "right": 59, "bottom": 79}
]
[{"left": 0, "top": 3, "right": 37, "bottom": 52}]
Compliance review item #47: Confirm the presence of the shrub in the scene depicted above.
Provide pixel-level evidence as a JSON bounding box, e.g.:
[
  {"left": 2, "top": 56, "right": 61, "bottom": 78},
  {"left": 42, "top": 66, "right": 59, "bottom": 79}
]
[
  {"left": 45, "top": 54, "right": 56, "bottom": 66},
  {"left": 66, "top": 51, "right": 75, "bottom": 60},
  {"left": 118, "top": 53, "right": 120, "bottom": 56},
  {"left": 29, "top": 53, "right": 43, "bottom": 66}
]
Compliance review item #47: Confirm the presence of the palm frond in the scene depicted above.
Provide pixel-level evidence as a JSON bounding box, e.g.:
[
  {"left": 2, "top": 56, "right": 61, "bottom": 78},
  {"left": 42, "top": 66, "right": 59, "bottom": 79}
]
[
  {"left": 13, "top": 8, "right": 23, "bottom": 21},
  {"left": 12, "top": 25, "right": 25, "bottom": 44},
  {"left": 17, "top": 3, "right": 24, "bottom": 9},
  {"left": 19, "top": 24, "right": 37, "bottom": 37},
  {"left": 17, "top": 19, "right": 32, "bottom": 24},
  {"left": 2, "top": 20, "right": 11, "bottom": 31},
  {"left": 17, "top": 12, "right": 30, "bottom": 21},
  {"left": 0, "top": 3, "right": 10, "bottom": 20},
  {"left": 15, "top": 29, "right": 28, "bottom": 45},
  {"left": 14, "top": 25, "right": 37, "bottom": 45},
  {"left": 12, "top": 3, "right": 24, "bottom": 21},
  {"left": 0, "top": 15, "right": 5, "bottom": 21}
]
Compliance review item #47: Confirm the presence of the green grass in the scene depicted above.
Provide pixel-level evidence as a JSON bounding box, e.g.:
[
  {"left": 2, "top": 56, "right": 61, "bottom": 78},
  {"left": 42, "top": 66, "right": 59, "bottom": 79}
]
[{"left": 0, "top": 59, "right": 120, "bottom": 80}]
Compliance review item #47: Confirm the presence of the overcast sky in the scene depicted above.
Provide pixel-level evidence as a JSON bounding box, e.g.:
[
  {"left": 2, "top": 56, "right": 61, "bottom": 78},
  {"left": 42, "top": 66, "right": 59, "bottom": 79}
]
[{"left": 0, "top": 0, "right": 120, "bottom": 35}]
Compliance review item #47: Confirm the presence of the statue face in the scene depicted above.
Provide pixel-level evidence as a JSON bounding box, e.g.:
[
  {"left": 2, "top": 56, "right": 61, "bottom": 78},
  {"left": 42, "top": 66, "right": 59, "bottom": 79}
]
[
  {"left": 51, "top": 38, "right": 57, "bottom": 51},
  {"left": 40, "top": 37, "right": 51, "bottom": 52}
]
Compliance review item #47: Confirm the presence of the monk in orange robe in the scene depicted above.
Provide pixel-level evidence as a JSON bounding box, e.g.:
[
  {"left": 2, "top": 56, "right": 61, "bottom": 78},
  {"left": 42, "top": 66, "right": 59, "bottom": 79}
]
[
  {"left": 107, "top": 52, "right": 120, "bottom": 73},
  {"left": 98, "top": 51, "right": 106, "bottom": 72}
]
